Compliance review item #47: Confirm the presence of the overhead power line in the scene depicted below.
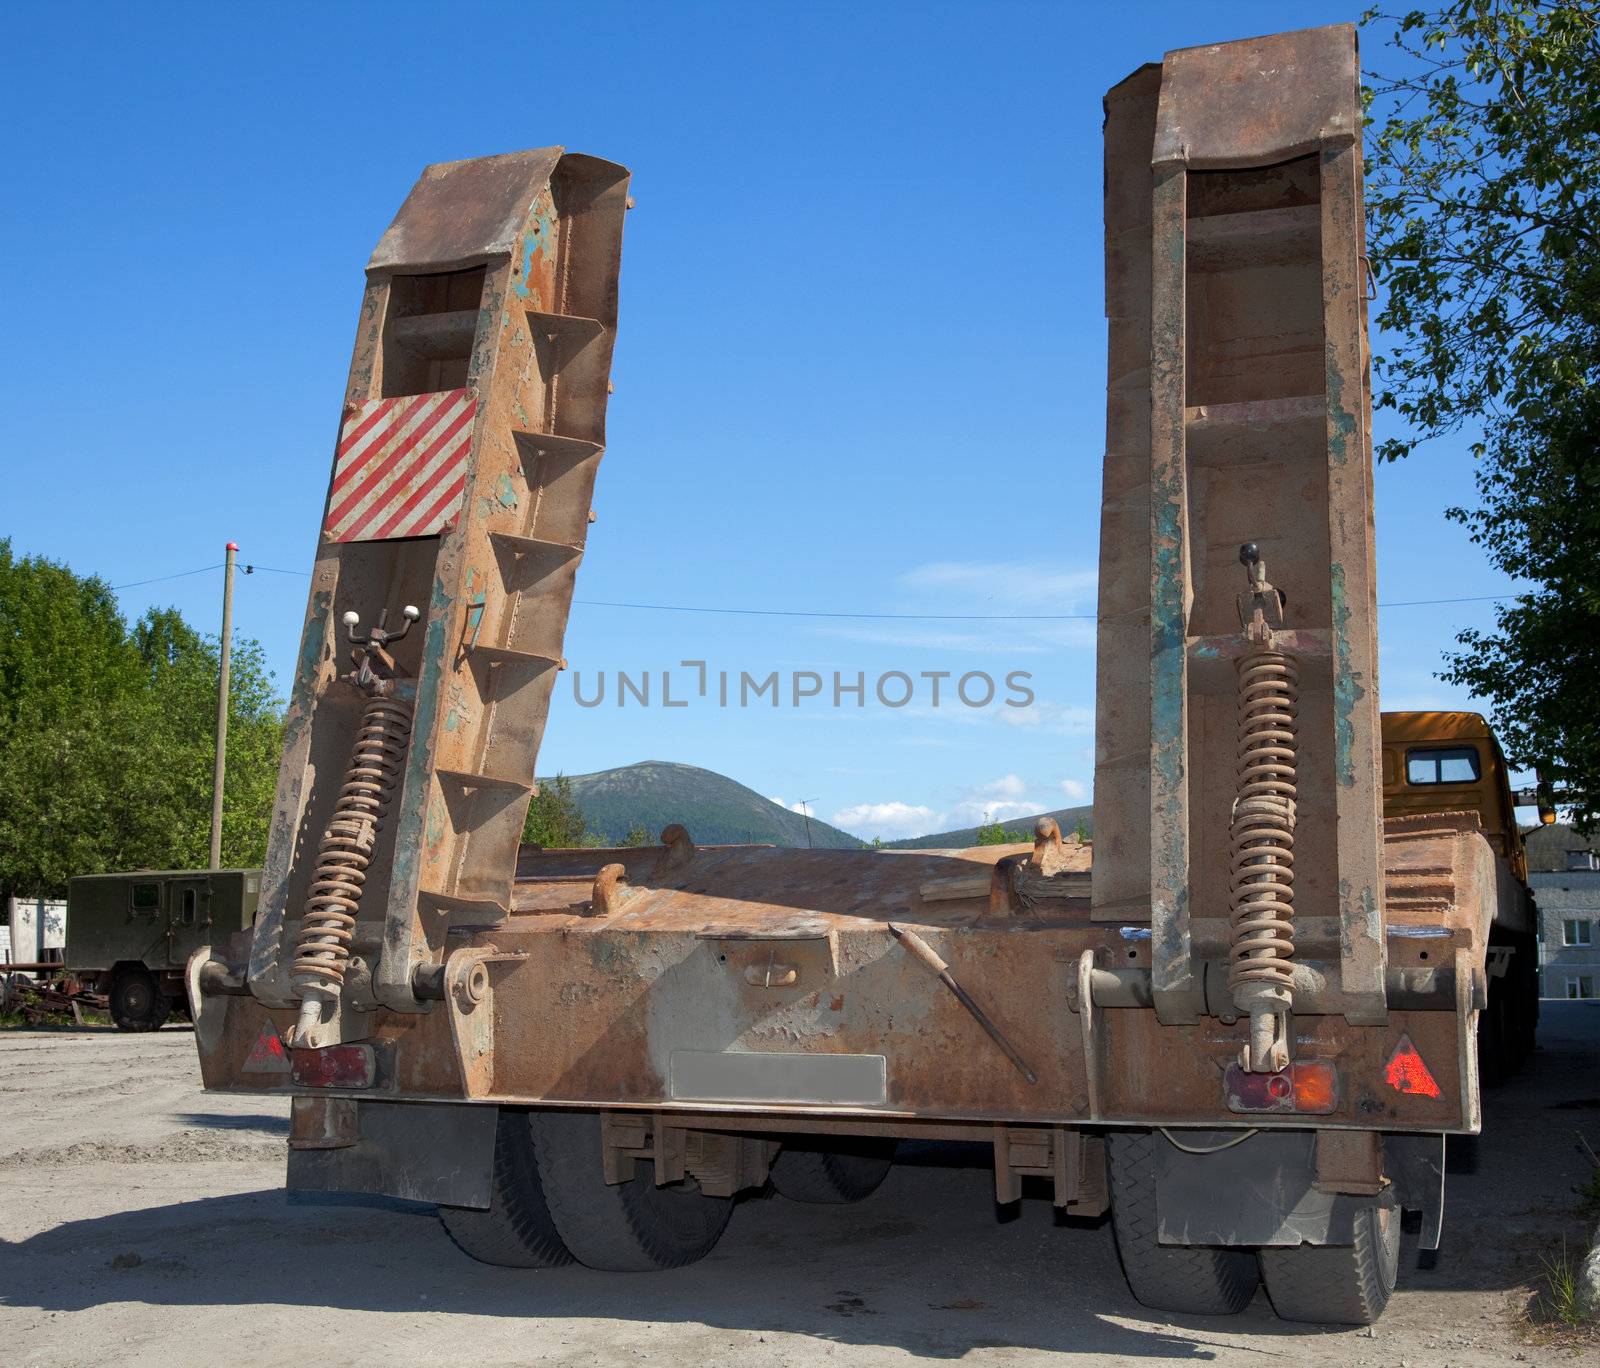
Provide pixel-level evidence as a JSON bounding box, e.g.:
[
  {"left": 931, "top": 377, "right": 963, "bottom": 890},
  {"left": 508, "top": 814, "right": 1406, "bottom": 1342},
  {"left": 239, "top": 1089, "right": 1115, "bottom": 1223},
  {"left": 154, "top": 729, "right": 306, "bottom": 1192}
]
[
  {"left": 111, "top": 563, "right": 224, "bottom": 591},
  {"left": 570, "top": 593, "right": 1517, "bottom": 620},
  {"left": 106, "top": 562, "right": 1518, "bottom": 619},
  {"left": 574, "top": 599, "right": 1094, "bottom": 621}
]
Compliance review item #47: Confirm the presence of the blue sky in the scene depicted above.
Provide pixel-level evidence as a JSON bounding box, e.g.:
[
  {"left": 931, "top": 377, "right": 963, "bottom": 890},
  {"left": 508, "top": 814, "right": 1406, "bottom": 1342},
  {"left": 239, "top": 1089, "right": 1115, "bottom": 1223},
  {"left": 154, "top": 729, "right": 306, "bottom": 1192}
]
[{"left": 1, "top": 2, "right": 1516, "bottom": 840}]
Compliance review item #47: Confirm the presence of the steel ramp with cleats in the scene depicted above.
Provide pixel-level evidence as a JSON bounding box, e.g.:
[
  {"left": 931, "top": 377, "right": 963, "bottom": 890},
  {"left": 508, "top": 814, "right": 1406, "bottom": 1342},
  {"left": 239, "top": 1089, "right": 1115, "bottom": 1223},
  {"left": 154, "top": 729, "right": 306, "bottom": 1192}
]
[
  {"left": 1093, "top": 24, "right": 1387, "bottom": 1034},
  {"left": 247, "top": 148, "right": 629, "bottom": 1032}
]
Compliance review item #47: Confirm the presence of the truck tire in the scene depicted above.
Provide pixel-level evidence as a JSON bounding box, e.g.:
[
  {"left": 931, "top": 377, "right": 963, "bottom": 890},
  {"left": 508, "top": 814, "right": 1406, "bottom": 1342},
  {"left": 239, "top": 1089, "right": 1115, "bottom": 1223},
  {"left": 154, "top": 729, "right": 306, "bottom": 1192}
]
[
  {"left": 109, "top": 968, "right": 170, "bottom": 1032},
  {"left": 529, "top": 1109, "right": 733, "bottom": 1271},
  {"left": 1108, "top": 1130, "right": 1259, "bottom": 1316},
  {"left": 1258, "top": 1200, "right": 1399, "bottom": 1325},
  {"left": 770, "top": 1138, "right": 895, "bottom": 1203},
  {"left": 438, "top": 1109, "right": 573, "bottom": 1268}
]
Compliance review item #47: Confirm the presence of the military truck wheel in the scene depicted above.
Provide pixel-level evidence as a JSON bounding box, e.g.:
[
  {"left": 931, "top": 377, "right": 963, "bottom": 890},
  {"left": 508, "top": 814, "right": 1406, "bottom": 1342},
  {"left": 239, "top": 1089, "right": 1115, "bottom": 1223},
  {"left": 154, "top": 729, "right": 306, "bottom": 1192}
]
[
  {"left": 1108, "top": 1130, "right": 1259, "bottom": 1316},
  {"left": 1258, "top": 1200, "right": 1400, "bottom": 1325},
  {"left": 109, "top": 968, "right": 170, "bottom": 1032},
  {"left": 530, "top": 1110, "right": 733, "bottom": 1271},
  {"left": 771, "top": 1138, "right": 895, "bottom": 1203},
  {"left": 438, "top": 1109, "right": 573, "bottom": 1268}
]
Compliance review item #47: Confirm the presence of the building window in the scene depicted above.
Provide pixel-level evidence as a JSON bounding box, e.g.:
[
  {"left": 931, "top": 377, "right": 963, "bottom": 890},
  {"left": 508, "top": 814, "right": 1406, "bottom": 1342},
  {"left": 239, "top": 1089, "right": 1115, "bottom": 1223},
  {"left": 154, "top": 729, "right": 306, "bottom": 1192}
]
[
  {"left": 1566, "top": 850, "right": 1600, "bottom": 872},
  {"left": 1563, "top": 919, "right": 1594, "bottom": 947},
  {"left": 1406, "top": 746, "right": 1481, "bottom": 785},
  {"left": 1567, "top": 975, "right": 1595, "bottom": 1000}
]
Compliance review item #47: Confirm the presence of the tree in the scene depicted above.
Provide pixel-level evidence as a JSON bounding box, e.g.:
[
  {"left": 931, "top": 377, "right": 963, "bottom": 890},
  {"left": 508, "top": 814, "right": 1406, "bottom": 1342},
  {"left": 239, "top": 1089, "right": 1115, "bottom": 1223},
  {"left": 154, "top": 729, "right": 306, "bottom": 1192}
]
[
  {"left": 129, "top": 607, "right": 284, "bottom": 867},
  {"left": 0, "top": 541, "right": 284, "bottom": 901},
  {"left": 1363, "top": 2, "right": 1600, "bottom": 826},
  {"left": 976, "top": 817, "right": 1029, "bottom": 846},
  {"left": 620, "top": 823, "right": 656, "bottom": 847},
  {"left": 522, "top": 773, "right": 588, "bottom": 847}
]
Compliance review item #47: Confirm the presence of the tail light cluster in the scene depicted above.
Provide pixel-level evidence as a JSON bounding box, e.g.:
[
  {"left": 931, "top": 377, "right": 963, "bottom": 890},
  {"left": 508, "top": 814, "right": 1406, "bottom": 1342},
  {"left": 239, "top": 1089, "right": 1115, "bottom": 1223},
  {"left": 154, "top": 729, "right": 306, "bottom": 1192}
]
[
  {"left": 291, "top": 1043, "right": 376, "bottom": 1089},
  {"left": 1223, "top": 1060, "right": 1337, "bottom": 1114}
]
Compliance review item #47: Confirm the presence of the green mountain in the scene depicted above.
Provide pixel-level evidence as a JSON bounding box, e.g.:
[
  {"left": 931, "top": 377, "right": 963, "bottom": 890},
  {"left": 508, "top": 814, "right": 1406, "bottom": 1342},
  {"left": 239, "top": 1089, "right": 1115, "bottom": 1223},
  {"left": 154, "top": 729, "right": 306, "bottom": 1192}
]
[
  {"left": 546, "top": 761, "right": 865, "bottom": 849},
  {"left": 883, "top": 804, "right": 1094, "bottom": 850}
]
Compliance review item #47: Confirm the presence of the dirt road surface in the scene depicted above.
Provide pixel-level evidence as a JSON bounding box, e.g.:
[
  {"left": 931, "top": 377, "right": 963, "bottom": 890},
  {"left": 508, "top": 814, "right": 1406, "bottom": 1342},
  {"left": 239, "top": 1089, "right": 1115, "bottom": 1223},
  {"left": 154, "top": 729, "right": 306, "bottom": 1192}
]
[{"left": 2, "top": 1006, "right": 1597, "bottom": 1367}]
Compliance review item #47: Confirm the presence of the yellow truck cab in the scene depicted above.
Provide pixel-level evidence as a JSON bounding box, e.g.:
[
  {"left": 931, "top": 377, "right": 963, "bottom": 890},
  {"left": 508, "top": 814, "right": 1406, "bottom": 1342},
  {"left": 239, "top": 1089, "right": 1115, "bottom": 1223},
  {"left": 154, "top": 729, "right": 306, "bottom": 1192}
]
[
  {"left": 1381, "top": 711, "right": 1528, "bottom": 883},
  {"left": 1381, "top": 711, "right": 1539, "bottom": 1080}
]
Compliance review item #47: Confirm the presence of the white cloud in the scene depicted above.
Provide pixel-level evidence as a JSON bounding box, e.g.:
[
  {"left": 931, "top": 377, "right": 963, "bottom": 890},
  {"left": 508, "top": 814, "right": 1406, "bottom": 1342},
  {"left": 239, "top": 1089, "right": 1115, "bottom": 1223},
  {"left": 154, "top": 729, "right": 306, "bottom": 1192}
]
[
  {"left": 977, "top": 774, "right": 1028, "bottom": 799},
  {"left": 812, "top": 623, "right": 1058, "bottom": 654},
  {"left": 831, "top": 801, "right": 937, "bottom": 839},
  {"left": 1060, "top": 778, "right": 1088, "bottom": 802},
  {"left": 899, "top": 561, "right": 1098, "bottom": 609},
  {"left": 832, "top": 773, "right": 1073, "bottom": 842},
  {"left": 999, "top": 701, "right": 1096, "bottom": 734},
  {"left": 947, "top": 797, "right": 1036, "bottom": 825}
]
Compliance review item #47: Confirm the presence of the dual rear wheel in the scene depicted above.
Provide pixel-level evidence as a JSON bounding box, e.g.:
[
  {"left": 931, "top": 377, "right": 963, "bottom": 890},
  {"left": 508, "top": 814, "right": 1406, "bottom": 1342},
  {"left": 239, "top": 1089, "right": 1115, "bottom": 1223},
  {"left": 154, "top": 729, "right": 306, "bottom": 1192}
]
[
  {"left": 1107, "top": 1130, "right": 1400, "bottom": 1326},
  {"left": 441, "top": 1112, "right": 892, "bottom": 1272}
]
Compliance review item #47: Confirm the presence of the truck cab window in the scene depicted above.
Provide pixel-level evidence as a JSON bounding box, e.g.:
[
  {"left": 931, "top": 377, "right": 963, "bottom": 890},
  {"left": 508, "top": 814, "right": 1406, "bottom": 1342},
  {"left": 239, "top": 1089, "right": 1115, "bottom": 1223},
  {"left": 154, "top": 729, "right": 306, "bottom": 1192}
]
[
  {"left": 1405, "top": 746, "right": 1481, "bottom": 785},
  {"left": 130, "top": 883, "right": 161, "bottom": 914},
  {"left": 181, "top": 889, "right": 197, "bottom": 925}
]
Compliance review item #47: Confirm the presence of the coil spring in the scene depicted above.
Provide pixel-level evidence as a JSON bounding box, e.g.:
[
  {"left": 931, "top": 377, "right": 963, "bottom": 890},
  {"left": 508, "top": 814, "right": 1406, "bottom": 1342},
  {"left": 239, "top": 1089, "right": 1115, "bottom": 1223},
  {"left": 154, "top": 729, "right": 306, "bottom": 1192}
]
[
  {"left": 1228, "top": 648, "right": 1298, "bottom": 995},
  {"left": 291, "top": 695, "right": 413, "bottom": 997}
]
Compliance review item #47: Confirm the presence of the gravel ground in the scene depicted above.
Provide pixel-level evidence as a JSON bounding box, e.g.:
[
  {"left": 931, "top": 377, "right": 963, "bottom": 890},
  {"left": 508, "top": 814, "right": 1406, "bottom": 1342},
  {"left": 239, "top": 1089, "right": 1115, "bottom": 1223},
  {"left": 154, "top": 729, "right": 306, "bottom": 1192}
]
[{"left": 1, "top": 1006, "right": 1596, "bottom": 1367}]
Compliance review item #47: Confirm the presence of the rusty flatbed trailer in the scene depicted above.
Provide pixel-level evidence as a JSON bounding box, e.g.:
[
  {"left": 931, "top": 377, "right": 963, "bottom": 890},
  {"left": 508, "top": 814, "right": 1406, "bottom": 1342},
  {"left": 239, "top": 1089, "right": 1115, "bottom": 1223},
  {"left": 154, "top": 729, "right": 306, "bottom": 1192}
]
[{"left": 190, "top": 24, "right": 1525, "bottom": 1325}]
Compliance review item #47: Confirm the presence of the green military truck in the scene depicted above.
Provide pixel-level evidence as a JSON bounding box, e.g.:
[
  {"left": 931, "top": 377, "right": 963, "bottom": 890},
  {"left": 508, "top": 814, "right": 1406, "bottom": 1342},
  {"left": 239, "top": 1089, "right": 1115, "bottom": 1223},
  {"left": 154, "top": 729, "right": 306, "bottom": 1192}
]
[{"left": 67, "top": 870, "right": 260, "bottom": 1031}]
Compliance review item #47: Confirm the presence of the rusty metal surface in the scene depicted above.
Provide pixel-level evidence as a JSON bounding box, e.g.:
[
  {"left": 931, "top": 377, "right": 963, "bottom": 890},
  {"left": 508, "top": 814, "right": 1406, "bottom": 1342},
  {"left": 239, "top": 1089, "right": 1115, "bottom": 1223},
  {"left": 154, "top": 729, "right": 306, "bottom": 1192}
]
[
  {"left": 368, "top": 148, "right": 565, "bottom": 273},
  {"left": 191, "top": 30, "right": 1507, "bottom": 1154},
  {"left": 1092, "top": 63, "right": 1161, "bottom": 928},
  {"left": 1118, "top": 22, "right": 1388, "bottom": 1036},
  {"left": 196, "top": 817, "right": 1495, "bottom": 1133},
  {"left": 1152, "top": 25, "right": 1361, "bottom": 169},
  {"left": 246, "top": 147, "right": 631, "bottom": 1030}
]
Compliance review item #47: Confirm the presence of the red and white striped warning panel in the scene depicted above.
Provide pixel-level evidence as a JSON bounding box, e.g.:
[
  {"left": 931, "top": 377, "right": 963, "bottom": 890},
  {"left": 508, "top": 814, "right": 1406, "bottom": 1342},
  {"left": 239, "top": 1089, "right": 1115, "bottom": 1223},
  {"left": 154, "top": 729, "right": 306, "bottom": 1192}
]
[{"left": 323, "top": 388, "right": 478, "bottom": 543}]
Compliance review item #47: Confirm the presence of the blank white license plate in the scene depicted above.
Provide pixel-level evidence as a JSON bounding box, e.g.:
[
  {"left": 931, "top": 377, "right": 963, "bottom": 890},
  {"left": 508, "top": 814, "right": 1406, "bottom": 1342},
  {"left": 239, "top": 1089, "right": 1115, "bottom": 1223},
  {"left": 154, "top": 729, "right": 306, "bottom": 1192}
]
[{"left": 668, "top": 1050, "right": 887, "bottom": 1105}]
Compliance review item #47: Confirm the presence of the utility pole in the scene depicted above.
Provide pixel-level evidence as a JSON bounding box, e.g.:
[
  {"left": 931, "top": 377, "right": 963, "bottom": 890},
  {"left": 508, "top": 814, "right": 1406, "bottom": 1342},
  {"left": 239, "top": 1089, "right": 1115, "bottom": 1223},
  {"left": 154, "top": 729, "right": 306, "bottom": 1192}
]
[
  {"left": 208, "top": 542, "right": 237, "bottom": 870},
  {"left": 798, "top": 799, "right": 815, "bottom": 849}
]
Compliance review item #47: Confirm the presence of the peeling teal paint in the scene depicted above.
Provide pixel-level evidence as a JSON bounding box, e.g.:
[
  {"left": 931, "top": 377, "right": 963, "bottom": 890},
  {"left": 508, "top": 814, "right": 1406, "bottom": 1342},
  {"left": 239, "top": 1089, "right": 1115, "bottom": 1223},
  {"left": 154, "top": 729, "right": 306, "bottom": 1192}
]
[
  {"left": 495, "top": 474, "right": 518, "bottom": 511},
  {"left": 389, "top": 574, "right": 454, "bottom": 904},
  {"left": 588, "top": 933, "right": 643, "bottom": 975},
  {"left": 511, "top": 209, "right": 555, "bottom": 301},
  {"left": 1325, "top": 350, "right": 1358, "bottom": 468},
  {"left": 1150, "top": 487, "right": 1187, "bottom": 784},
  {"left": 1330, "top": 561, "right": 1364, "bottom": 788},
  {"left": 299, "top": 590, "right": 331, "bottom": 680},
  {"left": 1150, "top": 468, "right": 1191, "bottom": 993}
]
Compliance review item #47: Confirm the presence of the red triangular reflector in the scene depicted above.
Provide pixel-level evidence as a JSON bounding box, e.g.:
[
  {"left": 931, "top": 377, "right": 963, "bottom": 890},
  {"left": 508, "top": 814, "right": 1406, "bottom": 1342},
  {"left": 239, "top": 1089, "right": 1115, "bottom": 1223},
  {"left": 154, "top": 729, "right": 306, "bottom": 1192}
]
[
  {"left": 243, "top": 1021, "right": 290, "bottom": 1073},
  {"left": 1383, "top": 1033, "right": 1441, "bottom": 1098}
]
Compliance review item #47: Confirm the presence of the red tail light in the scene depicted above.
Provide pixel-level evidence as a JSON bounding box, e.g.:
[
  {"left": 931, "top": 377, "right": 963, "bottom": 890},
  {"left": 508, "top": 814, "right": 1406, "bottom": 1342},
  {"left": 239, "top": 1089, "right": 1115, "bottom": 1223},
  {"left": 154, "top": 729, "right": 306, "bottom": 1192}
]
[
  {"left": 291, "top": 1043, "right": 375, "bottom": 1089},
  {"left": 1224, "top": 1060, "right": 1338, "bottom": 1114}
]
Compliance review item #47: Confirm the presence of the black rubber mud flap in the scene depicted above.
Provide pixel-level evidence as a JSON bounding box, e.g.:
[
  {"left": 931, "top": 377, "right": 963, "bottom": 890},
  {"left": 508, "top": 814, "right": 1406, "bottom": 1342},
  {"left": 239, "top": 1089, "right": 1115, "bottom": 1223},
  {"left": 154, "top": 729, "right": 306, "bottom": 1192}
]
[
  {"left": 439, "top": 1109, "right": 573, "bottom": 1268},
  {"left": 1108, "top": 1130, "right": 1259, "bottom": 1315}
]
